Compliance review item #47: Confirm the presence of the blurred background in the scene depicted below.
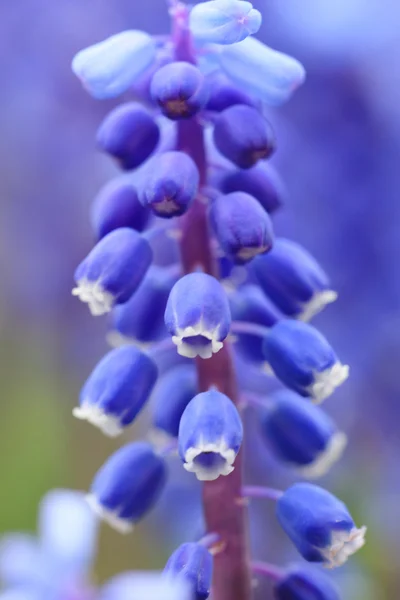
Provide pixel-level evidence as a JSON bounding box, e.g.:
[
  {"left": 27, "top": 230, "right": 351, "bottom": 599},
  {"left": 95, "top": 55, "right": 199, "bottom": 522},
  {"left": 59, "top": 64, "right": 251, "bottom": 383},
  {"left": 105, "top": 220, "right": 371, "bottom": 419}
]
[{"left": 0, "top": 0, "right": 398, "bottom": 598}]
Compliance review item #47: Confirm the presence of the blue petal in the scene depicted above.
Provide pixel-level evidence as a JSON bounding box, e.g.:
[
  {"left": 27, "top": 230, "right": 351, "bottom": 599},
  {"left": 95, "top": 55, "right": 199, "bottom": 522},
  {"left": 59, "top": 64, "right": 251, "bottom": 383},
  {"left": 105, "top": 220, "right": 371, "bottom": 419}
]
[
  {"left": 164, "top": 543, "right": 213, "bottom": 600},
  {"left": 217, "top": 36, "right": 306, "bottom": 105},
  {"left": 153, "top": 365, "right": 198, "bottom": 438},
  {"left": 0, "top": 535, "right": 42, "bottom": 587},
  {"left": 274, "top": 564, "right": 340, "bottom": 600},
  {"left": 72, "top": 31, "right": 157, "bottom": 99},
  {"left": 38, "top": 489, "right": 98, "bottom": 578},
  {"left": 190, "top": 0, "right": 262, "bottom": 45}
]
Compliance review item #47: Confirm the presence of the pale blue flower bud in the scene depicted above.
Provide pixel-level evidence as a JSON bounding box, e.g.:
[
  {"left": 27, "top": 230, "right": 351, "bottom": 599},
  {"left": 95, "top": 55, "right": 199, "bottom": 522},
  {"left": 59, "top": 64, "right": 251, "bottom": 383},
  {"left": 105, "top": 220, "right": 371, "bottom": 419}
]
[
  {"left": 261, "top": 390, "right": 347, "bottom": 478},
  {"left": 178, "top": 389, "right": 243, "bottom": 481},
  {"left": 73, "top": 346, "right": 158, "bottom": 437},
  {"left": 276, "top": 483, "right": 366, "bottom": 568},
  {"left": 164, "top": 542, "right": 213, "bottom": 600},
  {"left": 217, "top": 37, "right": 306, "bottom": 105},
  {"left": 263, "top": 321, "right": 349, "bottom": 403},
  {"left": 164, "top": 272, "right": 231, "bottom": 359},
  {"left": 190, "top": 0, "right": 262, "bottom": 45},
  {"left": 72, "top": 31, "right": 157, "bottom": 99},
  {"left": 72, "top": 228, "right": 152, "bottom": 316},
  {"left": 87, "top": 442, "right": 167, "bottom": 533}
]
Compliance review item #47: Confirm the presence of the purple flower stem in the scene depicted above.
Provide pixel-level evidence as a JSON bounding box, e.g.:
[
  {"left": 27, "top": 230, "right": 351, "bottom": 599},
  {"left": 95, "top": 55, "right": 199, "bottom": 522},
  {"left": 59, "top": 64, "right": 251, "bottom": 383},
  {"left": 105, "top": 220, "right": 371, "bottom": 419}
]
[
  {"left": 251, "top": 561, "right": 284, "bottom": 582},
  {"left": 173, "top": 10, "right": 253, "bottom": 600},
  {"left": 198, "top": 532, "right": 221, "bottom": 549},
  {"left": 242, "top": 486, "right": 283, "bottom": 501}
]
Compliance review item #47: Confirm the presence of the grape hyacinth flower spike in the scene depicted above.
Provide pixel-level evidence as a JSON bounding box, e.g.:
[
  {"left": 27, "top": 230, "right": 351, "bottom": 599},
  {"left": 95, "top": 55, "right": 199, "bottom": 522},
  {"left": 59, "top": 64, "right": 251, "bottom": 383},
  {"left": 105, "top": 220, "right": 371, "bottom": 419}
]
[
  {"left": 69, "top": 2, "right": 365, "bottom": 599},
  {"left": 164, "top": 272, "right": 231, "bottom": 359},
  {"left": 179, "top": 389, "right": 243, "bottom": 481}
]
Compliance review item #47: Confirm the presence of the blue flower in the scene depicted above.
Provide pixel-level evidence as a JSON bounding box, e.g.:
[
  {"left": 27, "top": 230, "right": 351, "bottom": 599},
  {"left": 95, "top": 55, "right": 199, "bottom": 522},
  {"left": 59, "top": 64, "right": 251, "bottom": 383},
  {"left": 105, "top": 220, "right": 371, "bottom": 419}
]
[
  {"left": 213, "top": 105, "right": 276, "bottom": 169},
  {"left": 205, "top": 72, "right": 255, "bottom": 112},
  {"left": 153, "top": 365, "right": 198, "bottom": 438},
  {"left": 151, "top": 62, "right": 209, "bottom": 120},
  {"left": 164, "top": 542, "right": 213, "bottom": 600},
  {"left": 178, "top": 389, "right": 243, "bottom": 481},
  {"left": 263, "top": 320, "right": 349, "bottom": 403},
  {"left": 252, "top": 238, "right": 337, "bottom": 321},
  {"left": 100, "top": 572, "right": 191, "bottom": 600},
  {"left": 217, "top": 36, "right": 306, "bottom": 105},
  {"left": 73, "top": 346, "right": 158, "bottom": 437},
  {"left": 96, "top": 103, "right": 160, "bottom": 170},
  {"left": 164, "top": 272, "right": 231, "bottom": 359},
  {"left": 0, "top": 490, "right": 98, "bottom": 597},
  {"left": 189, "top": 0, "right": 262, "bottom": 45},
  {"left": 274, "top": 564, "right": 340, "bottom": 600},
  {"left": 87, "top": 442, "right": 167, "bottom": 533},
  {"left": 230, "top": 284, "right": 281, "bottom": 363},
  {"left": 139, "top": 151, "right": 199, "bottom": 218},
  {"left": 109, "top": 266, "right": 179, "bottom": 345},
  {"left": 210, "top": 191, "right": 274, "bottom": 263},
  {"left": 90, "top": 178, "right": 150, "bottom": 240},
  {"left": 72, "top": 228, "right": 152, "bottom": 316},
  {"left": 72, "top": 30, "right": 157, "bottom": 99},
  {"left": 260, "top": 390, "right": 347, "bottom": 478},
  {"left": 276, "top": 483, "right": 366, "bottom": 568},
  {"left": 218, "top": 162, "right": 284, "bottom": 214}
]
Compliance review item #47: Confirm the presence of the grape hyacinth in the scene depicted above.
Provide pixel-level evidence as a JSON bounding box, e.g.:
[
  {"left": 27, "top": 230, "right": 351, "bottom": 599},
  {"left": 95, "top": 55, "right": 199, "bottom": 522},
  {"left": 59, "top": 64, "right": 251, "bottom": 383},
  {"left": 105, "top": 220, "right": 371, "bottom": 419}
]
[{"left": 70, "top": 1, "right": 366, "bottom": 599}]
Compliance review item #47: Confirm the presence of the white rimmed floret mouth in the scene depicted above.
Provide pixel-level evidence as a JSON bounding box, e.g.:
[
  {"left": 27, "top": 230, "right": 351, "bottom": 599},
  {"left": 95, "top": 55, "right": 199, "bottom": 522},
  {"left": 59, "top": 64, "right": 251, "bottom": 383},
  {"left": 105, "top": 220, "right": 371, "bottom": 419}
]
[
  {"left": 72, "top": 278, "right": 114, "bottom": 316},
  {"left": 309, "top": 362, "right": 349, "bottom": 404},
  {"left": 73, "top": 403, "right": 124, "bottom": 437},
  {"left": 86, "top": 494, "right": 133, "bottom": 534},
  {"left": 298, "top": 290, "right": 338, "bottom": 322},
  {"left": 172, "top": 322, "right": 224, "bottom": 359},
  {"left": 236, "top": 244, "right": 270, "bottom": 262},
  {"left": 183, "top": 440, "right": 237, "bottom": 481},
  {"left": 297, "top": 431, "right": 348, "bottom": 479},
  {"left": 153, "top": 198, "right": 181, "bottom": 216},
  {"left": 321, "top": 526, "right": 367, "bottom": 569}
]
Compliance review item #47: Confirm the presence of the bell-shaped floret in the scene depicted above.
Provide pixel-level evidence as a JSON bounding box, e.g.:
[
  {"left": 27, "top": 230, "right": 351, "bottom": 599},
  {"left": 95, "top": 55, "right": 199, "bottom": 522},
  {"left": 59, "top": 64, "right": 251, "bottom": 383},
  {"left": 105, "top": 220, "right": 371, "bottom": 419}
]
[
  {"left": 213, "top": 105, "right": 276, "bottom": 169},
  {"left": 87, "top": 442, "right": 167, "bottom": 533},
  {"left": 263, "top": 320, "right": 349, "bottom": 403},
  {"left": 73, "top": 346, "right": 158, "bottom": 437},
  {"left": 164, "top": 542, "right": 213, "bottom": 600},
  {"left": 165, "top": 272, "right": 231, "bottom": 359},
  {"left": 276, "top": 483, "right": 366, "bottom": 568},
  {"left": 260, "top": 390, "right": 347, "bottom": 478},
  {"left": 210, "top": 191, "right": 274, "bottom": 263},
  {"left": 153, "top": 365, "right": 198, "bottom": 438},
  {"left": 72, "top": 31, "right": 157, "bottom": 99},
  {"left": 91, "top": 179, "right": 150, "bottom": 240},
  {"left": 72, "top": 228, "right": 152, "bottom": 316},
  {"left": 217, "top": 36, "right": 306, "bottom": 106},
  {"left": 179, "top": 389, "right": 243, "bottom": 481},
  {"left": 97, "top": 103, "right": 160, "bottom": 170},
  {"left": 252, "top": 238, "right": 337, "bottom": 321},
  {"left": 205, "top": 73, "right": 255, "bottom": 112},
  {"left": 139, "top": 151, "right": 199, "bottom": 218},
  {"left": 189, "top": 0, "right": 261, "bottom": 45},
  {"left": 151, "top": 62, "right": 209, "bottom": 120}
]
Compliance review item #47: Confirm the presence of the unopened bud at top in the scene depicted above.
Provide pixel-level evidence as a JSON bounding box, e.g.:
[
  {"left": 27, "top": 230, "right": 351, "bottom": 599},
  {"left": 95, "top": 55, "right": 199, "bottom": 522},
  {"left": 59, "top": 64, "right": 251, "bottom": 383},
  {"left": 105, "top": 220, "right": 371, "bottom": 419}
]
[
  {"left": 190, "top": 0, "right": 262, "bottom": 45},
  {"left": 97, "top": 103, "right": 160, "bottom": 170},
  {"left": 213, "top": 105, "right": 276, "bottom": 169},
  {"left": 151, "top": 62, "right": 209, "bottom": 120},
  {"left": 72, "top": 31, "right": 157, "bottom": 99}
]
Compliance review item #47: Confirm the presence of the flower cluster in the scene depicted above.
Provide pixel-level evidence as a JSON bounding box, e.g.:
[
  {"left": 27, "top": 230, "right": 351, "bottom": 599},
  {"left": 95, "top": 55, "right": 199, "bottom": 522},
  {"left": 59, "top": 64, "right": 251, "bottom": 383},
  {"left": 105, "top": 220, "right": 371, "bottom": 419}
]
[{"left": 69, "top": 1, "right": 366, "bottom": 598}]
